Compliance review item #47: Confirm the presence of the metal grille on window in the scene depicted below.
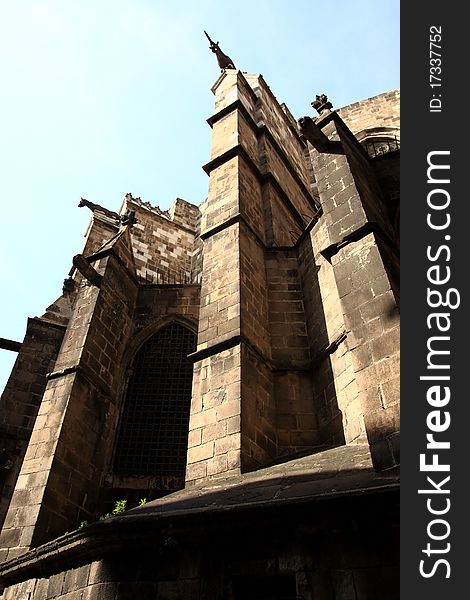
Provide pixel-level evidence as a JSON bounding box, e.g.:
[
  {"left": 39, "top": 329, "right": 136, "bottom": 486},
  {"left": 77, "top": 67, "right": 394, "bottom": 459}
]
[
  {"left": 114, "top": 323, "right": 196, "bottom": 477},
  {"left": 364, "top": 136, "right": 400, "bottom": 158}
]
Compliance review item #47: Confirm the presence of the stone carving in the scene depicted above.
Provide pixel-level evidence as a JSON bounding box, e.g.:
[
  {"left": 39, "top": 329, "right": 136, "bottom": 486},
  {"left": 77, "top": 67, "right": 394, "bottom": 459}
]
[
  {"left": 79, "top": 198, "right": 137, "bottom": 227},
  {"left": 72, "top": 254, "right": 102, "bottom": 287},
  {"left": 62, "top": 277, "right": 76, "bottom": 295},
  {"left": 298, "top": 116, "right": 332, "bottom": 152},
  {"left": 121, "top": 210, "right": 136, "bottom": 227},
  {"left": 311, "top": 94, "right": 333, "bottom": 115},
  {"left": 78, "top": 198, "right": 121, "bottom": 221},
  {"left": 204, "top": 30, "right": 236, "bottom": 70},
  {"left": 125, "top": 193, "right": 171, "bottom": 219}
]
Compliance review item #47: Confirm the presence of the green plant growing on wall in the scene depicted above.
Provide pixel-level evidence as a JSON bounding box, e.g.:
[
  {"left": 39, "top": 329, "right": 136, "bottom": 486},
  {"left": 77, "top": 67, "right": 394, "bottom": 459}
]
[
  {"left": 78, "top": 497, "right": 148, "bottom": 530},
  {"left": 99, "top": 499, "right": 128, "bottom": 521},
  {"left": 112, "top": 499, "right": 127, "bottom": 514}
]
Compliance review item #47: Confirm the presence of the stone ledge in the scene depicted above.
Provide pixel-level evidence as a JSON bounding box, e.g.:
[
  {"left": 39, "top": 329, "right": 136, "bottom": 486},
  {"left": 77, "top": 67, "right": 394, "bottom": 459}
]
[{"left": 0, "top": 444, "right": 399, "bottom": 591}]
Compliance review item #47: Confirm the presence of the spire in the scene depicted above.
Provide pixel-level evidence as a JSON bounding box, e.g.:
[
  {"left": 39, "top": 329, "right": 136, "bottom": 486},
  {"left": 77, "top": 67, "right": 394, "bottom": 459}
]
[{"left": 204, "top": 30, "right": 236, "bottom": 70}]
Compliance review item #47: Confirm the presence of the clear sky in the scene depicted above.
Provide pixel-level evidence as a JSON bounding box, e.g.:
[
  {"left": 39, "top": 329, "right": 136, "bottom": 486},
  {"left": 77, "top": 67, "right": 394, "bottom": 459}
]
[{"left": 0, "top": 0, "right": 399, "bottom": 391}]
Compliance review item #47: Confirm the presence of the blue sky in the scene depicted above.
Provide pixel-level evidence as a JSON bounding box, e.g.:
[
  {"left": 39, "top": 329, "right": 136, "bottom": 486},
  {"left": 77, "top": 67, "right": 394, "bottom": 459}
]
[{"left": 0, "top": 0, "right": 399, "bottom": 390}]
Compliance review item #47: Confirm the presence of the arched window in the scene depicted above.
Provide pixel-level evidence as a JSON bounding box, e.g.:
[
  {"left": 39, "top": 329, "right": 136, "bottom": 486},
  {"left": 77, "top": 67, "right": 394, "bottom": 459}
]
[
  {"left": 354, "top": 127, "right": 400, "bottom": 160},
  {"left": 363, "top": 136, "right": 400, "bottom": 159},
  {"left": 113, "top": 322, "right": 196, "bottom": 478}
]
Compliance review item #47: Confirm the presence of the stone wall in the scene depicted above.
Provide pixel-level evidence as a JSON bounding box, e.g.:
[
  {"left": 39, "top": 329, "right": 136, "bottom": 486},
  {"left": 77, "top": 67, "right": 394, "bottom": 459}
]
[
  {"left": 0, "top": 231, "right": 139, "bottom": 559},
  {"left": 338, "top": 89, "right": 400, "bottom": 136},
  {"left": 78, "top": 194, "right": 201, "bottom": 285},
  {"left": 186, "top": 70, "right": 400, "bottom": 484},
  {"left": 186, "top": 70, "right": 324, "bottom": 486},
  {"left": 0, "top": 217, "right": 202, "bottom": 557},
  {"left": 0, "top": 69, "right": 400, "bottom": 576},
  {"left": 0, "top": 319, "right": 65, "bottom": 533},
  {"left": 123, "top": 196, "right": 200, "bottom": 283},
  {"left": 0, "top": 482, "right": 399, "bottom": 600},
  {"left": 307, "top": 110, "right": 400, "bottom": 469}
]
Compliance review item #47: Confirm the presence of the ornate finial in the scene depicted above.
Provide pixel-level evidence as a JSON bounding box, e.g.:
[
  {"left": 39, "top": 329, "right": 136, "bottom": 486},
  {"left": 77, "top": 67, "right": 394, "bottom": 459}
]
[
  {"left": 311, "top": 94, "right": 333, "bottom": 115},
  {"left": 204, "top": 30, "right": 236, "bottom": 70}
]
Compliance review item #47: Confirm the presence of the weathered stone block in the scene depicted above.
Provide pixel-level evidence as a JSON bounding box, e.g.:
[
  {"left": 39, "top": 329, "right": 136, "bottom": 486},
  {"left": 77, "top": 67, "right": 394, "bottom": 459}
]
[
  {"left": 202, "top": 421, "right": 227, "bottom": 443},
  {"left": 188, "top": 428, "right": 202, "bottom": 448},
  {"left": 47, "top": 572, "right": 65, "bottom": 597},
  {"left": 215, "top": 400, "right": 241, "bottom": 421},
  {"left": 186, "top": 461, "right": 208, "bottom": 482},
  {"left": 189, "top": 408, "right": 217, "bottom": 430},
  {"left": 207, "top": 453, "right": 228, "bottom": 476},
  {"left": 187, "top": 441, "right": 214, "bottom": 464},
  {"left": 370, "top": 328, "right": 399, "bottom": 362},
  {"left": 32, "top": 579, "right": 49, "bottom": 600},
  {"left": 380, "top": 376, "right": 400, "bottom": 407},
  {"left": 63, "top": 565, "right": 91, "bottom": 593},
  {"left": 81, "top": 582, "right": 118, "bottom": 600},
  {"left": 215, "top": 433, "right": 240, "bottom": 455}
]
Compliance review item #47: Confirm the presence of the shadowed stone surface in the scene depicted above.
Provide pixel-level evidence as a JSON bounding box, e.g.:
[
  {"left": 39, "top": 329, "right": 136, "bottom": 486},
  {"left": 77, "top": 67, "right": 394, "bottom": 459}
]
[{"left": 0, "top": 72, "right": 400, "bottom": 599}]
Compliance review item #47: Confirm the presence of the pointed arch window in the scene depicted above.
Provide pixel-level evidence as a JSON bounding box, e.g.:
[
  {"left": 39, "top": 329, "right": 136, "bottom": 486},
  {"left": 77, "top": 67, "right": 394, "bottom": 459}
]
[{"left": 113, "top": 322, "right": 196, "bottom": 477}]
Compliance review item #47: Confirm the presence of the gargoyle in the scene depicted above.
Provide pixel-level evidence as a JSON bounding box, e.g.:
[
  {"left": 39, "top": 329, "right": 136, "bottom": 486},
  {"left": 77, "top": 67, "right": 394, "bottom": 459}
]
[
  {"left": 204, "top": 30, "right": 236, "bottom": 70},
  {"left": 78, "top": 198, "right": 121, "bottom": 221}
]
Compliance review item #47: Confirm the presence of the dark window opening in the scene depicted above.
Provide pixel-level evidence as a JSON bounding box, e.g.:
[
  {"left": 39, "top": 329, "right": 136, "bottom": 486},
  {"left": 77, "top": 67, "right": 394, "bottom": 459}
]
[
  {"left": 363, "top": 136, "right": 400, "bottom": 159},
  {"left": 114, "top": 323, "right": 196, "bottom": 477}
]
